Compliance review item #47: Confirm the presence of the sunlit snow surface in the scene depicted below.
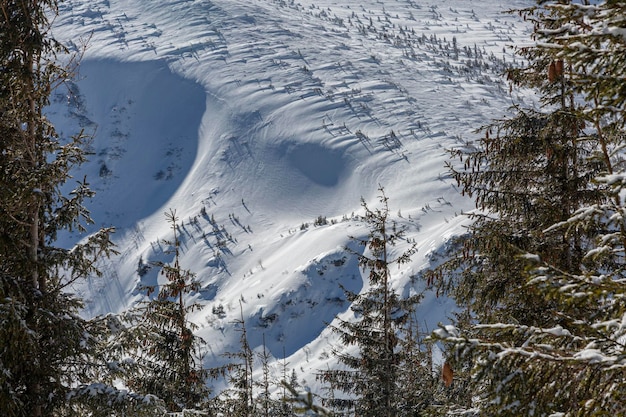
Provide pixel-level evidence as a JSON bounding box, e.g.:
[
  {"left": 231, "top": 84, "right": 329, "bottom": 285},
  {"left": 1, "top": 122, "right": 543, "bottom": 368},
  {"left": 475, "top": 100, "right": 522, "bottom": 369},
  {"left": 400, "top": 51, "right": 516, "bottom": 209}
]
[{"left": 49, "top": 0, "right": 533, "bottom": 392}]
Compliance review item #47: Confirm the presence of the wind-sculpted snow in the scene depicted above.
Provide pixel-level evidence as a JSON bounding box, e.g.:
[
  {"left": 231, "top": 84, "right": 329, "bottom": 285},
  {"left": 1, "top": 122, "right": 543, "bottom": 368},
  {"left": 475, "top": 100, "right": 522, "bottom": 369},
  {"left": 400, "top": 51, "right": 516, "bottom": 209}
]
[
  {"left": 285, "top": 143, "right": 347, "bottom": 187},
  {"left": 50, "top": 0, "right": 534, "bottom": 392},
  {"left": 50, "top": 59, "right": 205, "bottom": 236},
  {"left": 244, "top": 246, "right": 362, "bottom": 358}
]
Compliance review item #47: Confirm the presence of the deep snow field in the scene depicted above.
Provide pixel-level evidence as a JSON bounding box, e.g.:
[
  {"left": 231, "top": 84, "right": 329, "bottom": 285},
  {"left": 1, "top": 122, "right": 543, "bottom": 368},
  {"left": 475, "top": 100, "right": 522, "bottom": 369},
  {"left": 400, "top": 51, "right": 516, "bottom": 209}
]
[{"left": 48, "top": 0, "right": 534, "bottom": 393}]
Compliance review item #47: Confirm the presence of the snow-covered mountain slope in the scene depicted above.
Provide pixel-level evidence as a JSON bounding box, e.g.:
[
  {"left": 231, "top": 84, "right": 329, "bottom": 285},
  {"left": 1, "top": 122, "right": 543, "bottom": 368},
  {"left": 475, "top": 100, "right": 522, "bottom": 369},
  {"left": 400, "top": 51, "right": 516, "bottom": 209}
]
[{"left": 49, "top": 0, "right": 533, "bottom": 391}]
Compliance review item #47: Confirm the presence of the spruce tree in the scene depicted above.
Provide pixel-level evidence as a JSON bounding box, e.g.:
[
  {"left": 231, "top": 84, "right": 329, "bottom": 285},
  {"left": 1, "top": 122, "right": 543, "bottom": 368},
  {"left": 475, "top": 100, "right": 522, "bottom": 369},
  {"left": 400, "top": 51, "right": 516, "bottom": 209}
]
[
  {"left": 254, "top": 335, "right": 296, "bottom": 417},
  {"left": 394, "top": 312, "right": 442, "bottom": 415},
  {"left": 219, "top": 303, "right": 255, "bottom": 417},
  {"left": 0, "top": 1, "right": 153, "bottom": 415},
  {"left": 319, "top": 187, "right": 423, "bottom": 417},
  {"left": 120, "top": 209, "right": 214, "bottom": 413},
  {"left": 431, "top": 1, "right": 626, "bottom": 415}
]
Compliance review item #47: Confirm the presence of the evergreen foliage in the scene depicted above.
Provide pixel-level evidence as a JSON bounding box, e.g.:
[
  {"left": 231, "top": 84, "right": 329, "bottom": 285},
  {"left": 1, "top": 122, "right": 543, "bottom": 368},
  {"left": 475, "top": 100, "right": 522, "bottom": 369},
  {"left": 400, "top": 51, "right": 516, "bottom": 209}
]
[
  {"left": 219, "top": 303, "right": 256, "bottom": 417},
  {"left": 440, "top": 104, "right": 605, "bottom": 325},
  {"left": 12, "top": 1, "right": 626, "bottom": 416},
  {"left": 431, "top": 1, "right": 626, "bottom": 415},
  {"left": 282, "top": 381, "right": 333, "bottom": 417},
  {"left": 119, "top": 209, "right": 216, "bottom": 413},
  {"left": 319, "top": 187, "right": 432, "bottom": 417},
  {"left": 216, "top": 310, "right": 302, "bottom": 417},
  {"left": 0, "top": 1, "right": 157, "bottom": 415}
]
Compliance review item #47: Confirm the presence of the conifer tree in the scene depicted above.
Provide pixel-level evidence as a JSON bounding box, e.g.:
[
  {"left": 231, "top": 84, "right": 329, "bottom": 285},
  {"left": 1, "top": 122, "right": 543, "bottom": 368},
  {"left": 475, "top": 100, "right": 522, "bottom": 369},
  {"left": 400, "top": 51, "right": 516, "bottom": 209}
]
[
  {"left": 394, "top": 313, "right": 446, "bottom": 416},
  {"left": 120, "top": 209, "right": 214, "bottom": 413},
  {"left": 256, "top": 336, "right": 272, "bottom": 417},
  {"left": 439, "top": 105, "right": 604, "bottom": 325},
  {"left": 282, "top": 381, "right": 333, "bottom": 417},
  {"left": 0, "top": 1, "right": 150, "bottom": 415},
  {"left": 272, "top": 351, "right": 298, "bottom": 417},
  {"left": 319, "top": 187, "right": 423, "bottom": 417},
  {"left": 253, "top": 335, "right": 296, "bottom": 417},
  {"left": 431, "top": 1, "right": 626, "bottom": 415},
  {"left": 219, "top": 303, "right": 255, "bottom": 417}
]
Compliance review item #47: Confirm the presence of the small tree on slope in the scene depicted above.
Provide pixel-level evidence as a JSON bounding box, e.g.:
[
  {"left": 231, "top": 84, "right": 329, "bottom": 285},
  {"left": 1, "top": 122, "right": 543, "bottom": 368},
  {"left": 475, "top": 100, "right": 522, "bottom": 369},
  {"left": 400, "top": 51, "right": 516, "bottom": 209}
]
[
  {"left": 218, "top": 303, "right": 256, "bottom": 417},
  {"left": 119, "top": 209, "right": 217, "bottom": 413},
  {"left": 319, "top": 187, "right": 435, "bottom": 417}
]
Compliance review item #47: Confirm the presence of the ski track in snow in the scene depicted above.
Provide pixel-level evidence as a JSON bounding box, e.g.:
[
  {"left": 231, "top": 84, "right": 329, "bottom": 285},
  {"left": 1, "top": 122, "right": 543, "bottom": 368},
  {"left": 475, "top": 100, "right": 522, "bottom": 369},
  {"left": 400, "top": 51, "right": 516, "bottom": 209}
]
[{"left": 49, "top": 0, "right": 534, "bottom": 392}]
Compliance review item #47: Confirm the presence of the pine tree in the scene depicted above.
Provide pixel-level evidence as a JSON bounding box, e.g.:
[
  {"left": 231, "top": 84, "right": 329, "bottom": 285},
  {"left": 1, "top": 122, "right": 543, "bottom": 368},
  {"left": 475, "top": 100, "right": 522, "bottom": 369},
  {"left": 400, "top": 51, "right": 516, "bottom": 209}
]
[
  {"left": 319, "top": 187, "right": 422, "bottom": 417},
  {"left": 0, "top": 1, "right": 151, "bottom": 415},
  {"left": 120, "top": 209, "right": 214, "bottom": 413},
  {"left": 431, "top": 1, "right": 626, "bottom": 415}
]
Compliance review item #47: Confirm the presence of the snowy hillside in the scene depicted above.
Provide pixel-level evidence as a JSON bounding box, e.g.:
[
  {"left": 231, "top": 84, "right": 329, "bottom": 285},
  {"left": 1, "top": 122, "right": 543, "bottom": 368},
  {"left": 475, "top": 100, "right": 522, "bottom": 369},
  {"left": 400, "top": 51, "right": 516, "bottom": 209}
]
[{"left": 49, "top": 0, "right": 533, "bottom": 391}]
